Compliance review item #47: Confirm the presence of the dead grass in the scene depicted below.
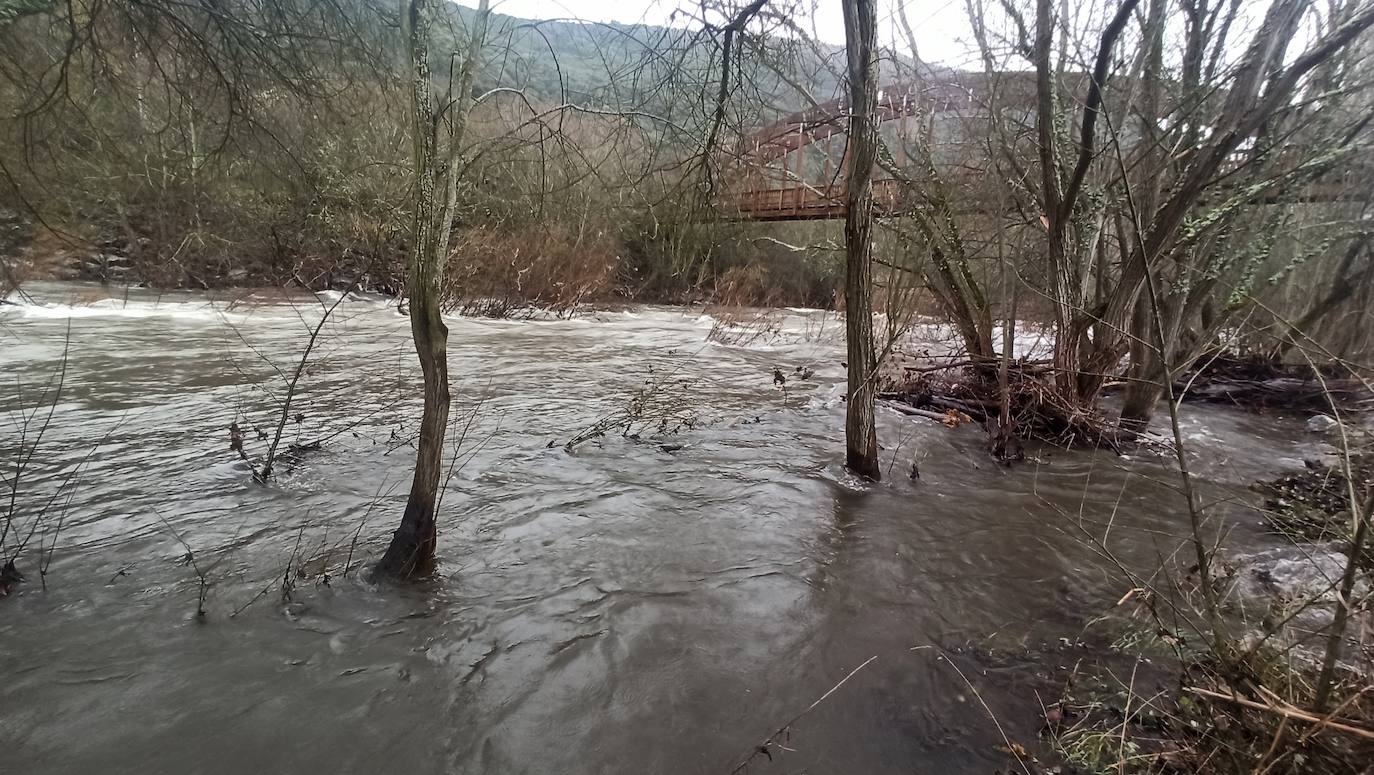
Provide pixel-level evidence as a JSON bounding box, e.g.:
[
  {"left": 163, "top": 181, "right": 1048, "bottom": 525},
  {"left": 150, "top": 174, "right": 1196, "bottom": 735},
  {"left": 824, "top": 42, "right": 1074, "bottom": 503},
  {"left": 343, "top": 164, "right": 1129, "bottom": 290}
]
[
  {"left": 442, "top": 223, "right": 620, "bottom": 317},
  {"left": 1048, "top": 642, "right": 1374, "bottom": 775}
]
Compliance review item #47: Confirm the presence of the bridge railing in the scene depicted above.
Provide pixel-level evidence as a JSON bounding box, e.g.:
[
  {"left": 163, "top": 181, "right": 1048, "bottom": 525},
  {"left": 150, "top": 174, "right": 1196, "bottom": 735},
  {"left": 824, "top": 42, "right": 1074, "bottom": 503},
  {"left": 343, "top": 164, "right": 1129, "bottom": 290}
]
[
  {"left": 719, "top": 179, "right": 908, "bottom": 221},
  {"left": 717, "top": 165, "right": 1369, "bottom": 222}
]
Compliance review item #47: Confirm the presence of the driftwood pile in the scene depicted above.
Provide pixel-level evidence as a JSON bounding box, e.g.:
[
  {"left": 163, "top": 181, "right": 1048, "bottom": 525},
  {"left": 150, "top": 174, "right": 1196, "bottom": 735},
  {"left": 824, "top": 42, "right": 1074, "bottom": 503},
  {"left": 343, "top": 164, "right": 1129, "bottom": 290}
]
[
  {"left": 879, "top": 359, "right": 1130, "bottom": 453},
  {"left": 1176, "top": 355, "right": 1372, "bottom": 414}
]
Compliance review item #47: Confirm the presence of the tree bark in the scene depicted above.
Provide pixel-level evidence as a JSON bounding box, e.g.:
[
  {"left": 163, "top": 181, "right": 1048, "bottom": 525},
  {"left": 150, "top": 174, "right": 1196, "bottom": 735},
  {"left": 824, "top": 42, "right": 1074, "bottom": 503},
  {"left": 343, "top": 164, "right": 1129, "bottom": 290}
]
[
  {"left": 1088, "top": 0, "right": 1374, "bottom": 390},
  {"left": 1116, "top": 0, "right": 1169, "bottom": 439},
  {"left": 1119, "top": 375, "right": 1164, "bottom": 436},
  {"left": 1119, "top": 295, "right": 1162, "bottom": 436},
  {"left": 377, "top": 290, "right": 450, "bottom": 577},
  {"left": 376, "top": 0, "right": 489, "bottom": 579},
  {"left": 1271, "top": 234, "right": 1371, "bottom": 362},
  {"left": 841, "top": 0, "right": 880, "bottom": 480}
]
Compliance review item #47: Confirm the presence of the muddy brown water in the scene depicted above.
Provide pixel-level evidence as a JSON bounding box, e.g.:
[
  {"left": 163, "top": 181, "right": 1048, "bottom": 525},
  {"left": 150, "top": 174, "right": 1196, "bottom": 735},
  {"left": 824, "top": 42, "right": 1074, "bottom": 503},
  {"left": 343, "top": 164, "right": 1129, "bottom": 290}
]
[{"left": 0, "top": 283, "right": 1329, "bottom": 773}]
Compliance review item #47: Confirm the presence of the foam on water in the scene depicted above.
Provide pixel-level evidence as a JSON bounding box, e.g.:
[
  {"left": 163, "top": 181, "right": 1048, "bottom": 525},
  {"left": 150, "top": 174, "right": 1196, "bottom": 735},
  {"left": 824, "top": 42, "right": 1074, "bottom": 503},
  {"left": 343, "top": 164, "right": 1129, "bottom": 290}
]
[{"left": 3, "top": 296, "right": 231, "bottom": 322}]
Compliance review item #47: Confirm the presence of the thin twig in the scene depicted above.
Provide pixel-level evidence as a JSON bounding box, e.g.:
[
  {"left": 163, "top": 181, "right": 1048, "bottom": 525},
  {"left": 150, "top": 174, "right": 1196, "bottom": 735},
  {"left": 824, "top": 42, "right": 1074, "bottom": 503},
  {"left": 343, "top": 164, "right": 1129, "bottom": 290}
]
[
  {"left": 728, "top": 655, "right": 878, "bottom": 774},
  {"left": 1186, "top": 686, "right": 1374, "bottom": 741}
]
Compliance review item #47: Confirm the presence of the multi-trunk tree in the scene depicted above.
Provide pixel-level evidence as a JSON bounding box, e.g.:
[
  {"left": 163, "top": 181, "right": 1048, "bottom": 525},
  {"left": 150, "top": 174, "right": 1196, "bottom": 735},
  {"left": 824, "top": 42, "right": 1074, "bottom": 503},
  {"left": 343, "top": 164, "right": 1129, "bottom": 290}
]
[{"left": 888, "top": 0, "right": 1374, "bottom": 438}]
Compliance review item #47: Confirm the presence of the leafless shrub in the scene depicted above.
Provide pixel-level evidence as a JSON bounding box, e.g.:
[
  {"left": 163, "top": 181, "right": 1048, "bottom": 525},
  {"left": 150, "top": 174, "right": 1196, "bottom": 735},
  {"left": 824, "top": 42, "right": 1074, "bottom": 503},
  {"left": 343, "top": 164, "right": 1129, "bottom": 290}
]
[
  {"left": 154, "top": 510, "right": 246, "bottom": 622},
  {"left": 217, "top": 282, "right": 391, "bottom": 483},
  {"left": 714, "top": 263, "right": 776, "bottom": 309},
  {"left": 2, "top": 326, "right": 119, "bottom": 594},
  {"left": 707, "top": 307, "right": 786, "bottom": 347},
  {"left": 563, "top": 371, "right": 707, "bottom": 451},
  {"left": 442, "top": 224, "right": 620, "bottom": 318}
]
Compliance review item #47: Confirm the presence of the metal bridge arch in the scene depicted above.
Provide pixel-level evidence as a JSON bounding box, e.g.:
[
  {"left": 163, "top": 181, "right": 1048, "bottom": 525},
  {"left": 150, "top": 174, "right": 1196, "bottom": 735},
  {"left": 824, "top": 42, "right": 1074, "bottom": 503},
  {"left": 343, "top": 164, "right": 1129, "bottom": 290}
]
[{"left": 719, "top": 73, "right": 1005, "bottom": 221}]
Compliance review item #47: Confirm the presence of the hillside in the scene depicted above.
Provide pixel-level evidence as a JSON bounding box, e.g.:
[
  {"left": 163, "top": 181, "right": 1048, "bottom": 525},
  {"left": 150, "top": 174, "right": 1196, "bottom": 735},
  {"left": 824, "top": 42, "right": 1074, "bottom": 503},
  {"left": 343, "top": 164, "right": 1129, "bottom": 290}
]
[{"left": 438, "top": 3, "right": 922, "bottom": 119}]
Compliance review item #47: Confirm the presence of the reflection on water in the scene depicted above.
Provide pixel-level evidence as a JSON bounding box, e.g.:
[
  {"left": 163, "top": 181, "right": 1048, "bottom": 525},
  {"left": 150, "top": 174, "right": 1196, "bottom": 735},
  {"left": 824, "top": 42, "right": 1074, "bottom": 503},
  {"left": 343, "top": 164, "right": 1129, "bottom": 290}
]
[{"left": 0, "top": 283, "right": 1324, "bottom": 773}]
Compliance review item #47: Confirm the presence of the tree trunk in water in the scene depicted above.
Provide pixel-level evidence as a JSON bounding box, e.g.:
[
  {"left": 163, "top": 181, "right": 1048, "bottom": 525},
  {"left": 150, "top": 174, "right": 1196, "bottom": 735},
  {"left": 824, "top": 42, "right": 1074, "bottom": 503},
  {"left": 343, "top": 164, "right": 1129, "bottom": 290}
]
[
  {"left": 1116, "top": 0, "right": 1168, "bottom": 440},
  {"left": 1119, "top": 374, "right": 1164, "bottom": 437},
  {"left": 1121, "top": 286, "right": 1200, "bottom": 438},
  {"left": 841, "top": 0, "right": 880, "bottom": 480},
  {"left": 1118, "top": 299, "right": 1162, "bottom": 437},
  {"left": 376, "top": 290, "right": 450, "bottom": 577},
  {"left": 375, "top": 0, "right": 487, "bottom": 578}
]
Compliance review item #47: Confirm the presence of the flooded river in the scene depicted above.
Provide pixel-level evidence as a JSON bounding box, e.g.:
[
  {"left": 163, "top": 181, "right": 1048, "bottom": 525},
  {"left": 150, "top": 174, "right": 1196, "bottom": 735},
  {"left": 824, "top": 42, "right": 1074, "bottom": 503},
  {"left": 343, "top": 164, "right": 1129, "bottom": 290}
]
[{"left": 0, "top": 283, "right": 1326, "bottom": 773}]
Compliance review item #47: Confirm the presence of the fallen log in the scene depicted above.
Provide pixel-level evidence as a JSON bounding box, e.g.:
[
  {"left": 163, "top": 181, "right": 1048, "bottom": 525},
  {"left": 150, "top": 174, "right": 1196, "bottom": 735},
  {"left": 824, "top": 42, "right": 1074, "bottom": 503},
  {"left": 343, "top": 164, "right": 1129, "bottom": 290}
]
[
  {"left": 884, "top": 403, "right": 951, "bottom": 422},
  {"left": 1176, "top": 356, "right": 1372, "bottom": 413},
  {"left": 927, "top": 395, "right": 989, "bottom": 420}
]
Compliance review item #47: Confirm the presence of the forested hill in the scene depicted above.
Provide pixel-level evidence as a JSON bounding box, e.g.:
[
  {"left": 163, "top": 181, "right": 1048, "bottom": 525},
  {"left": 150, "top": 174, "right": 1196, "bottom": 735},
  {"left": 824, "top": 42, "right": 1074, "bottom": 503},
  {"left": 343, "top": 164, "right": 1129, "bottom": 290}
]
[{"left": 438, "top": 3, "right": 918, "bottom": 116}]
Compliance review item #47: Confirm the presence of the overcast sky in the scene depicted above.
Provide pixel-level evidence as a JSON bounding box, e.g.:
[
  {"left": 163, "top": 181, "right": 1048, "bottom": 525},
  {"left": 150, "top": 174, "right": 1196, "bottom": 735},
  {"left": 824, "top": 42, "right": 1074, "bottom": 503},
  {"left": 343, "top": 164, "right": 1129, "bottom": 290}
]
[{"left": 480, "top": 0, "right": 982, "bottom": 66}]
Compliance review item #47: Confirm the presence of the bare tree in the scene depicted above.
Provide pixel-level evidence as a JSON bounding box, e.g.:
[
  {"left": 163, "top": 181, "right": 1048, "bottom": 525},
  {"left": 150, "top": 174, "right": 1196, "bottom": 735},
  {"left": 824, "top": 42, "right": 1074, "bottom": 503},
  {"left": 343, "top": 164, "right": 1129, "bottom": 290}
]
[
  {"left": 870, "top": 0, "right": 1374, "bottom": 443},
  {"left": 374, "top": 0, "right": 492, "bottom": 579},
  {"left": 841, "top": 0, "right": 881, "bottom": 480}
]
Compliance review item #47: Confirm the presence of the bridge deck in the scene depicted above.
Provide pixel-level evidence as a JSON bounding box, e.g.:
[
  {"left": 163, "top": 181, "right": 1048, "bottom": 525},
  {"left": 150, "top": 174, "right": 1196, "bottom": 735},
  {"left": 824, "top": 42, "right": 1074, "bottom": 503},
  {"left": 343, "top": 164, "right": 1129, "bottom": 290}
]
[
  {"left": 719, "top": 178, "right": 1367, "bottom": 222},
  {"left": 719, "top": 179, "right": 906, "bottom": 221}
]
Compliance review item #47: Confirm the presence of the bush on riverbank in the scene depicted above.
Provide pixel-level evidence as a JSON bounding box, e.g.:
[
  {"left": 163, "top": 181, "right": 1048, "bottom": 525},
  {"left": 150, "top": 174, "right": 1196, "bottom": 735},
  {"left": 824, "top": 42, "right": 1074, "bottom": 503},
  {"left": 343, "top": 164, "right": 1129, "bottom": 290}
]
[
  {"left": 1043, "top": 429, "right": 1374, "bottom": 773},
  {"left": 441, "top": 224, "right": 619, "bottom": 315},
  {"left": 3, "top": 206, "right": 847, "bottom": 310},
  {"left": 1048, "top": 639, "right": 1374, "bottom": 775}
]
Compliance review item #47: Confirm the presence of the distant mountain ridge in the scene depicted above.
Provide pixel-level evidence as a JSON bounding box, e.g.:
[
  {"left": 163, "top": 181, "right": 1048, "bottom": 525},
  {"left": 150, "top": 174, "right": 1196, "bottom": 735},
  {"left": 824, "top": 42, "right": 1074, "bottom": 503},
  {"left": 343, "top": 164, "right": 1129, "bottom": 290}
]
[{"left": 438, "top": 3, "right": 931, "bottom": 120}]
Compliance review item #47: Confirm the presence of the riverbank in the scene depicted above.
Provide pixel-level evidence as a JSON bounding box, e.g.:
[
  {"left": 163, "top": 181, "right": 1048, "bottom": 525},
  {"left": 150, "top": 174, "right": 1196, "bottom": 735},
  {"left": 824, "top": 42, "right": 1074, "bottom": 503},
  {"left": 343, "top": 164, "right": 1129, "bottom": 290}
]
[
  {"left": 1037, "top": 436, "right": 1374, "bottom": 774},
  {"left": 0, "top": 213, "right": 845, "bottom": 311}
]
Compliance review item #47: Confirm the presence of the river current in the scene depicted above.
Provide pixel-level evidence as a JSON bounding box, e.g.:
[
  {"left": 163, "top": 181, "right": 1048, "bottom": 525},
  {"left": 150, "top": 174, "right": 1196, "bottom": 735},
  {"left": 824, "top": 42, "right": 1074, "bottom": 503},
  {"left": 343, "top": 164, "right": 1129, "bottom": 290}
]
[{"left": 0, "top": 283, "right": 1324, "bottom": 773}]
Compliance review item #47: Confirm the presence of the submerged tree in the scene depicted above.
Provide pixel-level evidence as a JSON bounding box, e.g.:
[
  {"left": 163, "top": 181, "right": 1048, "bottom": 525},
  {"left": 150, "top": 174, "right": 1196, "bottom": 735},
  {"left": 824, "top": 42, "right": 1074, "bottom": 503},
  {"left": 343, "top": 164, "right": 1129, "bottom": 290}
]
[
  {"left": 1105, "top": 0, "right": 1374, "bottom": 433},
  {"left": 841, "top": 0, "right": 881, "bottom": 479},
  {"left": 871, "top": 0, "right": 1374, "bottom": 441},
  {"left": 374, "top": 0, "right": 492, "bottom": 579}
]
